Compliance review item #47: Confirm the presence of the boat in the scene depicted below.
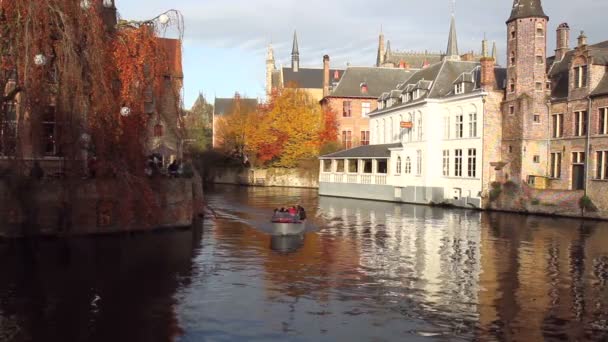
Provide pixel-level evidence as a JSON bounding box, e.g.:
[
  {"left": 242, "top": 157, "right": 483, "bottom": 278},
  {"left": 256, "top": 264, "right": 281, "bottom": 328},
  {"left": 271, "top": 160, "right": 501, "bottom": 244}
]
[{"left": 271, "top": 214, "right": 306, "bottom": 236}]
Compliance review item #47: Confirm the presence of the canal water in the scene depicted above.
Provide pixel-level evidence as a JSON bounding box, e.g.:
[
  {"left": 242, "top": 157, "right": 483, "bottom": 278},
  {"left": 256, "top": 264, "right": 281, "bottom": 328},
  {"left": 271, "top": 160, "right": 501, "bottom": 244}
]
[{"left": 0, "top": 185, "right": 607, "bottom": 341}]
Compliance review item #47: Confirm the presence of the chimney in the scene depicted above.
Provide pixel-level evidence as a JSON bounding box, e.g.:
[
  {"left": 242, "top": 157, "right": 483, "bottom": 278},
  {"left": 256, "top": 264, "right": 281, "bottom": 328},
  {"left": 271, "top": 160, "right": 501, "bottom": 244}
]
[
  {"left": 323, "top": 55, "right": 330, "bottom": 97},
  {"left": 422, "top": 60, "right": 430, "bottom": 69},
  {"left": 460, "top": 52, "right": 474, "bottom": 61},
  {"left": 577, "top": 31, "right": 588, "bottom": 49},
  {"left": 556, "top": 23, "right": 570, "bottom": 61},
  {"left": 480, "top": 56, "right": 496, "bottom": 90}
]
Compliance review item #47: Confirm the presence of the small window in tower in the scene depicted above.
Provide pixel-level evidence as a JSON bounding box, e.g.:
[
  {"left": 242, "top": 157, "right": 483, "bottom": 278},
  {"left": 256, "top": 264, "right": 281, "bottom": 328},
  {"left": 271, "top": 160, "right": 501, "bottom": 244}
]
[
  {"left": 510, "top": 52, "right": 516, "bottom": 66},
  {"left": 533, "top": 155, "right": 540, "bottom": 163},
  {"left": 536, "top": 28, "right": 544, "bottom": 37},
  {"left": 509, "top": 106, "right": 515, "bottom": 115},
  {"left": 509, "top": 145, "right": 513, "bottom": 153},
  {"left": 511, "top": 30, "right": 516, "bottom": 39},
  {"left": 510, "top": 80, "right": 515, "bottom": 93},
  {"left": 535, "top": 82, "right": 543, "bottom": 91},
  {"left": 533, "top": 114, "right": 541, "bottom": 123},
  {"left": 536, "top": 55, "right": 544, "bottom": 64}
]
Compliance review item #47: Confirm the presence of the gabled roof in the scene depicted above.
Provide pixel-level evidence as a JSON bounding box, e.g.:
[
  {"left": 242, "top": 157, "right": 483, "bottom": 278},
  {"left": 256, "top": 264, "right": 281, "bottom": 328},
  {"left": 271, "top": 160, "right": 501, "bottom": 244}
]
[
  {"left": 282, "top": 67, "right": 344, "bottom": 90},
  {"left": 548, "top": 40, "right": 608, "bottom": 99},
  {"left": 320, "top": 143, "right": 401, "bottom": 159},
  {"left": 214, "top": 97, "right": 258, "bottom": 116},
  {"left": 328, "top": 67, "right": 415, "bottom": 98},
  {"left": 385, "top": 52, "right": 443, "bottom": 69}
]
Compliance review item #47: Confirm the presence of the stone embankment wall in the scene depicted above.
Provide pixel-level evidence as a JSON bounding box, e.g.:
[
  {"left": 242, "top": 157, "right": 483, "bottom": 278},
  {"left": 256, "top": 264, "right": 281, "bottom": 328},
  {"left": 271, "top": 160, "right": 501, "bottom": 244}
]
[
  {"left": 487, "top": 181, "right": 608, "bottom": 220},
  {"left": 211, "top": 167, "right": 319, "bottom": 188},
  {"left": 0, "top": 174, "right": 204, "bottom": 238}
]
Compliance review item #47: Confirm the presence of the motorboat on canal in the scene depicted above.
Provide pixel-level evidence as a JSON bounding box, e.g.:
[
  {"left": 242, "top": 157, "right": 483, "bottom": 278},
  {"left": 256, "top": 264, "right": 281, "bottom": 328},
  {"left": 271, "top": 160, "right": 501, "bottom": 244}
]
[{"left": 271, "top": 212, "right": 306, "bottom": 236}]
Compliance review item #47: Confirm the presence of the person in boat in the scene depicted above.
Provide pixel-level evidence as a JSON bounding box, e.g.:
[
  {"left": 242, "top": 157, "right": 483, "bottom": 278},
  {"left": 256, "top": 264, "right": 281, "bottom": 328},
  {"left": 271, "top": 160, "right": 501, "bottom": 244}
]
[
  {"left": 288, "top": 206, "right": 297, "bottom": 216},
  {"left": 297, "top": 205, "right": 306, "bottom": 220}
]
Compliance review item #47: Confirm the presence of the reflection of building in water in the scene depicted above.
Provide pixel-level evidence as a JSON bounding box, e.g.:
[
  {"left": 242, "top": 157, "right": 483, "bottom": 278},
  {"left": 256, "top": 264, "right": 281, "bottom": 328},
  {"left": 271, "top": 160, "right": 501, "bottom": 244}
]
[
  {"left": 477, "top": 213, "right": 608, "bottom": 341},
  {"left": 0, "top": 229, "right": 201, "bottom": 341},
  {"left": 319, "top": 196, "right": 482, "bottom": 320}
]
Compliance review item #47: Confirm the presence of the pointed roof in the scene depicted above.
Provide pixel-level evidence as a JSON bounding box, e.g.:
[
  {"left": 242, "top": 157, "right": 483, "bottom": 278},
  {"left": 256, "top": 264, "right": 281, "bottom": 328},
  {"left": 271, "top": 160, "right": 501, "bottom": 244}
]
[
  {"left": 291, "top": 31, "right": 299, "bottom": 56},
  {"left": 492, "top": 42, "right": 498, "bottom": 60},
  {"left": 385, "top": 40, "right": 392, "bottom": 59},
  {"left": 376, "top": 30, "right": 385, "bottom": 66},
  {"left": 446, "top": 14, "right": 459, "bottom": 58},
  {"left": 507, "top": 0, "right": 548, "bottom": 23}
]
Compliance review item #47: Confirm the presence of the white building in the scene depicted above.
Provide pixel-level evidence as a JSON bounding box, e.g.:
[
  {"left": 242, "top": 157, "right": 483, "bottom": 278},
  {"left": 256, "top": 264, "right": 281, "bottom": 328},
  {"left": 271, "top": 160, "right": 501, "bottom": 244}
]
[{"left": 319, "top": 19, "right": 506, "bottom": 209}]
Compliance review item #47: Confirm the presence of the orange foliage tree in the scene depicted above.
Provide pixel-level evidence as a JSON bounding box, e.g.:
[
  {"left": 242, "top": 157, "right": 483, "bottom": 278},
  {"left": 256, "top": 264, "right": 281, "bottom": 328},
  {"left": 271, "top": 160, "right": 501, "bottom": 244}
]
[{"left": 217, "top": 88, "right": 338, "bottom": 168}]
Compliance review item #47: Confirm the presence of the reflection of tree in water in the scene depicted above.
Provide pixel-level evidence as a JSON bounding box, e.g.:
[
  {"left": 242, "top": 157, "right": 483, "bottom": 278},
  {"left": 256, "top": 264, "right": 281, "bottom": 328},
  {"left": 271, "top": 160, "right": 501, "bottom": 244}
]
[{"left": 0, "top": 227, "right": 202, "bottom": 342}]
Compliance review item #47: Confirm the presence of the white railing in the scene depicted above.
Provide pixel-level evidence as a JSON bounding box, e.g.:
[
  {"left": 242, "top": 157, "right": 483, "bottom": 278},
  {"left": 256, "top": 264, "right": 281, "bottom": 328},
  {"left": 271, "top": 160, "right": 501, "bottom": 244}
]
[
  {"left": 323, "top": 173, "right": 388, "bottom": 185},
  {"left": 375, "top": 175, "right": 387, "bottom": 185}
]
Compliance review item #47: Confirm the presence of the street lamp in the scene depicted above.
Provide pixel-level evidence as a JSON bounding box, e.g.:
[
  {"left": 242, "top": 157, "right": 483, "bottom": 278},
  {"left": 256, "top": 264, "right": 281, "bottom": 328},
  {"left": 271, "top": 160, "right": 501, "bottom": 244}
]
[
  {"left": 159, "top": 14, "right": 170, "bottom": 25},
  {"left": 34, "top": 54, "right": 47, "bottom": 66},
  {"left": 120, "top": 107, "right": 131, "bottom": 117},
  {"left": 80, "top": 0, "right": 91, "bottom": 10},
  {"left": 102, "top": 0, "right": 114, "bottom": 8}
]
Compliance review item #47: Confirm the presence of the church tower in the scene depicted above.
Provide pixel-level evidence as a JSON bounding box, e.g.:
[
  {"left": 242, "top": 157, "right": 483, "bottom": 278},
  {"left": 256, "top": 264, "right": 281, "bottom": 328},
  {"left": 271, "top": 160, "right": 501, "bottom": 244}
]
[
  {"left": 502, "top": 0, "right": 550, "bottom": 182},
  {"left": 266, "top": 44, "right": 276, "bottom": 96},
  {"left": 376, "top": 29, "right": 385, "bottom": 67},
  {"left": 291, "top": 31, "right": 300, "bottom": 72},
  {"left": 444, "top": 13, "right": 460, "bottom": 61}
]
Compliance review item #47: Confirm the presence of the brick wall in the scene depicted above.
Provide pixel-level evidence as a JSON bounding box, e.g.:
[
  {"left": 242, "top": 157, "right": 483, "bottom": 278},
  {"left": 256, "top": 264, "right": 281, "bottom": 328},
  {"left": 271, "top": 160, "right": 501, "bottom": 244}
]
[{"left": 323, "top": 97, "right": 374, "bottom": 148}]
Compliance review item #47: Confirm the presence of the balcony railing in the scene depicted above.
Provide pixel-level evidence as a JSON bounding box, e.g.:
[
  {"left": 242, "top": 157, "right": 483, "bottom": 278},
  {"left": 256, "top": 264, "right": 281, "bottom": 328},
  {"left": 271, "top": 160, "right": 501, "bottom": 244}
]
[{"left": 321, "top": 173, "right": 388, "bottom": 186}]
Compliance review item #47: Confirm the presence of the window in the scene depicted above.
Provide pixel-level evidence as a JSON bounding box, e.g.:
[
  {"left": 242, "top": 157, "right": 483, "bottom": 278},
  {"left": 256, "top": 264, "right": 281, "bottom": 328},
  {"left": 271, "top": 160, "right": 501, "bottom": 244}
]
[
  {"left": 511, "top": 30, "right": 516, "bottom": 39},
  {"left": 468, "top": 149, "right": 477, "bottom": 178},
  {"left": 0, "top": 101, "right": 17, "bottom": 156},
  {"left": 404, "top": 157, "right": 412, "bottom": 174},
  {"left": 575, "top": 65, "right": 588, "bottom": 88},
  {"left": 154, "top": 123, "right": 164, "bottom": 137},
  {"left": 42, "top": 106, "right": 57, "bottom": 156},
  {"left": 536, "top": 27, "right": 544, "bottom": 36},
  {"left": 552, "top": 114, "right": 564, "bottom": 138},
  {"left": 417, "top": 118, "right": 423, "bottom": 141},
  {"left": 535, "top": 82, "right": 543, "bottom": 91},
  {"left": 510, "top": 53, "right": 516, "bottom": 66},
  {"left": 363, "top": 159, "right": 373, "bottom": 174},
  {"left": 533, "top": 155, "right": 540, "bottom": 163},
  {"left": 455, "top": 149, "right": 463, "bottom": 177},
  {"left": 469, "top": 113, "right": 477, "bottom": 137},
  {"left": 509, "top": 145, "right": 513, "bottom": 153},
  {"left": 550, "top": 152, "right": 562, "bottom": 178},
  {"left": 574, "top": 111, "right": 588, "bottom": 136},
  {"left": 536, "top": 55, "right": 544, "bottom": 64},
  {"left": 443, "top": 116, "right": 450, "bottom": 139},
  {"left": 597, "top": 151, "right": 608, "bottom": 180},
  {"left": 377, "top": 160, "right": 388, "bottom": 174},
  {"left": 533, "top": 114, "right": 541, "bottom": 123},
  {"left": 395, "top": 157, "right": 402, "bottom": 175},
  {"left": 416, "top": 150, "right": 422, "bottom": 176},
  {"left": 336, "top": 160, "right": 345, "bottom": 173},
  {"left": 413, "top": 89, "right": 421, "bottom": 100},
  {"left": 454, "top": 83, "right": 464, "bottom": 95},
  {"left": 572, "top": 152, "right": 585, "bottom": 164},
  {"left": 361, "top": 102, "right": 371, "bottom": 117},
  {"left": 510, "top": 81, "right": 515, "bottom": 93},
  {"left": 322, "top": 160, "right": 332, "bottom": 172},
  {"left": 360, "top": 131, "right": 370, "bottom": 146},
  {"left": 443, "top": 150, "right": 450, "bottom": 177},
  {"left": 455, "top": 115, "right": 464, "bottom": 138},
  {"left": 599, "top": 108, "right": 608, "bottom": 135},
  {"left": 509, "top": 106, "right": 515, "bottom": 115},
  {"left": 342, "top": 101, "right": 352, "bottom": 117},
  {"left": 348, "top": 159, "right": 358, "bottom": 173},
  {"left": 342, "top": 130, "right": 352, "bottom": 149}
]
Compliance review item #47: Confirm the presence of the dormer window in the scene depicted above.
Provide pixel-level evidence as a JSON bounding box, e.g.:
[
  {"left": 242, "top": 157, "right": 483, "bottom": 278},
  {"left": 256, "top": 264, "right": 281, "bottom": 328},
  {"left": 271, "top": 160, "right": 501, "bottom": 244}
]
[
  {"left": 413, "top": 90, "right": 420, "bottom": 100},
  {"left": 454, "top": 83, "right": 464, "bottom": 95},
  {"left": 360, "top": 83, "right": 368, "bottom": 94},
  {"left": 575, "top": 65, "right": 588, "bottom": 88},
  {"left": 333, "top": 70, "right": 340, "bottom": 80}
]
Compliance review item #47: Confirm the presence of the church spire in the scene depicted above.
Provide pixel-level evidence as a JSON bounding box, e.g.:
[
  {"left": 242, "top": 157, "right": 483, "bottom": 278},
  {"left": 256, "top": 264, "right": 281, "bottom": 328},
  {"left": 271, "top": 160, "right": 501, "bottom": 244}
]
[
  {"left": 445, "top": 13, "right": 460, "bottom": 61},
  {"left": 507, "top": 0, "right": 548, "bottom": 23},
  {"left": 385, "top": 40, "right": 392, "bottom": 61},
  {"left": 491, "top": 41, "right": 497, "bottom": 60},
  {"left": 291, "top": 30, "right": 300, "bottom": 72},
  {"left": 376, "top": 27, "right": 385, "bottom": 67}
]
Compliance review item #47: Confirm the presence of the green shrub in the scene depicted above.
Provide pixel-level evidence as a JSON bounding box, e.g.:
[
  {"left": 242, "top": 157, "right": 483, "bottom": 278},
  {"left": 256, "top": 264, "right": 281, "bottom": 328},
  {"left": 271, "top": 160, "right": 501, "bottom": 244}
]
[
  {"left": 531, "top": 198, "right": 541, "bottom": 205},
  {"left": 490, "top": 188, "right": 502, "bottom": 202},
  {"left": 491, "top": 181, "right": 501, "bottom": 190},
  {"left": 503, "top": 180, "right": 518, "bottom": 195},
  {"left": 579, "top": 195, "right": 596, "bottom": 212}
]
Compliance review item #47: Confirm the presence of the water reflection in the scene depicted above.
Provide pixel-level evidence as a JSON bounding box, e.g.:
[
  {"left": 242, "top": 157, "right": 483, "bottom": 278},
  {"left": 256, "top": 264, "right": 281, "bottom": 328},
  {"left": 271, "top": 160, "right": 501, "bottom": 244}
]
[
  {"left": 1, "top": 185, "right": 607, "bottom": 341},
  {"left": 0, "top": 224, "right": 202, "bottom": 342},
  {"left": 270, "top": 234, "right": 305, "bottom": 253}
]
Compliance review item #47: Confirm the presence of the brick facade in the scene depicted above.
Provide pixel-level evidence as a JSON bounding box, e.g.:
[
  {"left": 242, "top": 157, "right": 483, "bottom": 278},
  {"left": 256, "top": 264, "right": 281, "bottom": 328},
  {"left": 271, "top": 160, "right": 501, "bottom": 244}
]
[{"left": 321, "top": 97, "right": 374, "bottom": 148}]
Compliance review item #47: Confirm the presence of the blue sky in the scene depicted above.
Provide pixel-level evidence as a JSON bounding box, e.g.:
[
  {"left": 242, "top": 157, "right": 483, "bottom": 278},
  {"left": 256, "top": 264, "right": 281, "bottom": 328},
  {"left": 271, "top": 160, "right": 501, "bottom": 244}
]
[{"left": 118, "top": 0, "right": 607, "bottom": 109}]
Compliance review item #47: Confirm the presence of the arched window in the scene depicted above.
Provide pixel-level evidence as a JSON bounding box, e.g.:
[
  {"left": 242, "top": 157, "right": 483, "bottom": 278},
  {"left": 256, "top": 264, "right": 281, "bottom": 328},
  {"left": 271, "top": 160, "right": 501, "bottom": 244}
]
[
  {"left": 510, "top": 51, "right": 516, "bottom": 66},
  {"left": 417, "top": 115, "right": 423, "bottom": 141},
  {"left": 404, "top": 157, "right": 412, "bottom": 174},
  {"left": 389, "top": 117, "right": 394, "bottom": 143},
  {"left": 396, "top": 157, "right": 402, "bottom": 175},
  {"left": 154, "top": 123, "right": 164, "bottom": 137},
  {"left": 536, "top": 23, "right": 544, "bottom": 37},
  {"left": 382, "top": 118, "right": 387, "bottom": 144},
  {"left": 509, "top": 79, "right": 515, "bottom": 93}
]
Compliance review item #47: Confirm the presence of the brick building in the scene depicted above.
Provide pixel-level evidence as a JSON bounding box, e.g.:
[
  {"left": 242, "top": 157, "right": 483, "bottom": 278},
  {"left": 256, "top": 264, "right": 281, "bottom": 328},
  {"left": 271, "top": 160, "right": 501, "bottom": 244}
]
[{"left": 320, "top": 60, "right": 415, "bottom": 149}]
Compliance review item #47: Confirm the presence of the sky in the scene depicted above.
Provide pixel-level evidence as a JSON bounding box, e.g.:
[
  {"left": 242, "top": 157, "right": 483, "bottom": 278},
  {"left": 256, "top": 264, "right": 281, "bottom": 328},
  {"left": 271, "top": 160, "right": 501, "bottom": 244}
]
[{"left": 118, "top": 0, "right": 608, "bottom": 109}]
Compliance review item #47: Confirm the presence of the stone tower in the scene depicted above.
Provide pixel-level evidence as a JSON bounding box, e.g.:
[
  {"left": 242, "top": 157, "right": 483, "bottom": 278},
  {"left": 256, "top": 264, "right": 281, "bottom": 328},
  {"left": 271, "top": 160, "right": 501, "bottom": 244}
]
[
  {"left": 266, "top": 44, "right": 275, "bottom": 96},
  {"left": 376, "top": 29, "right": 385, "bottom": 67},
  {"left": 502, "top": 0, "right": 550, "bottom": 182},
  {"left": 291, "top": 31, "right": 300, "bottom": 72}
]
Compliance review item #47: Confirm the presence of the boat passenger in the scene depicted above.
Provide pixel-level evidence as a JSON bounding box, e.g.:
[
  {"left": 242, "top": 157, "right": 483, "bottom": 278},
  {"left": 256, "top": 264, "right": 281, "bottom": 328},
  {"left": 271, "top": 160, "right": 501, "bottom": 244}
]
[
  {"left": 288, "top": 206, "right": 297, "bottom": 215},
  {"left": 297, "top": 205, "right": 306, "bottom": 220}
]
